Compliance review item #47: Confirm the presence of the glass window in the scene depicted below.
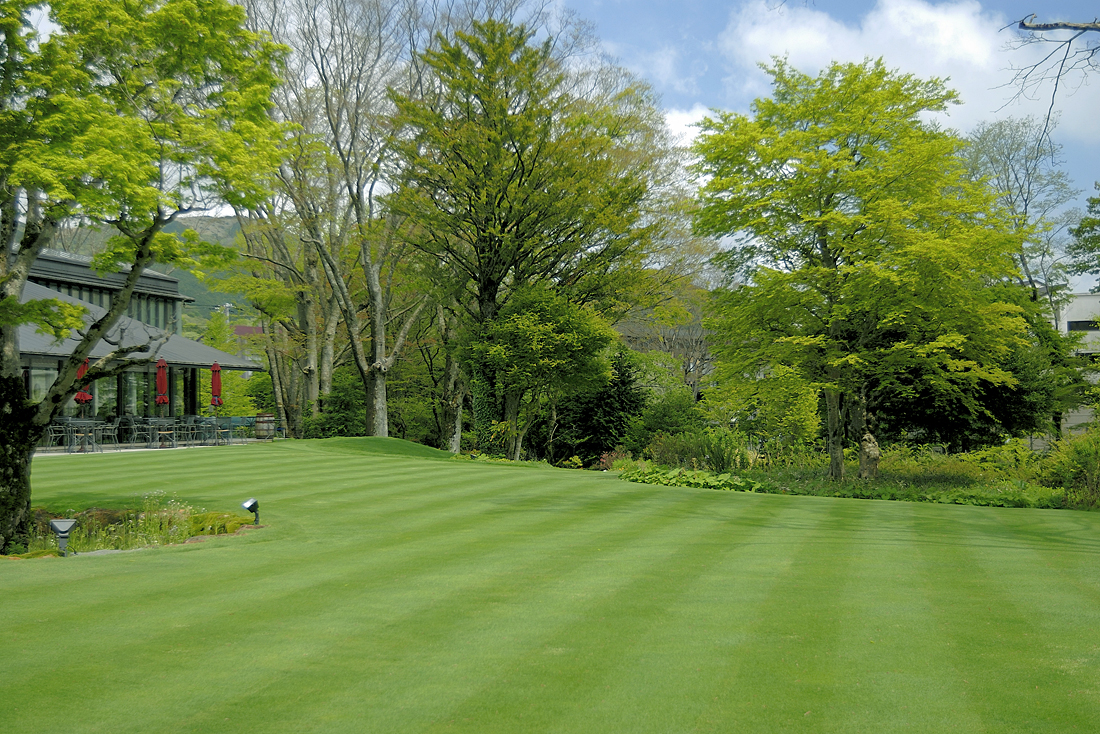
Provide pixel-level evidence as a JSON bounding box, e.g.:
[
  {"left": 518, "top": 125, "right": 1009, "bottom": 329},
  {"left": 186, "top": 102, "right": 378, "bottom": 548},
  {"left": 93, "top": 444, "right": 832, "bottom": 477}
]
[
  {"left": 30, "top": 367, "right": 57, "bottom": 403},
  {"left": 95, "top": 377, "right": 118, "bottom": 420}
]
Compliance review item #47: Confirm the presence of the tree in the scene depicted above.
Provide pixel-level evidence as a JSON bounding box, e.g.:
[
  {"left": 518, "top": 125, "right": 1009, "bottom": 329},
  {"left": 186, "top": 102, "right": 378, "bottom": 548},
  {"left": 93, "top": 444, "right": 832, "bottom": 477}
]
[
  {"left": 543, "top": 349, "right": 646, "bottom": 465},
  {"left": 1070, "top": 185, "right": 1100, "bottom": 282},
  {"left": 465, "top": 286, "right": 614, "bottom": 460},
  {"left": 693, "top": 59, "right": 1027, "bottom": 480},
  {"left": 196, "top": 312, "right": 257, "bottom": 418},
  {"left": 240, "top": 0, "right": 428, "bottom": 438},
  {"left": 386, "top": 19, "right": 671, "bottom": 448},
  {"left": 965, "top": 116, "right": 1079, "bottom": 317},
  {"left": 0, "top": 0, "right": 281, "bottom": 552}
]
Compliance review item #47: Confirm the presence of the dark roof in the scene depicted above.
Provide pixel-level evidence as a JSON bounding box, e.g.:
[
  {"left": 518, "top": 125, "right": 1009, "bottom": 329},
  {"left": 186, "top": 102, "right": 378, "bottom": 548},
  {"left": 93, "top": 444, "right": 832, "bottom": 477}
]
[
  {"left": 27, "top": 248, "right": 187, "bottom": 301},
  {"left": 19, "top": 281, "right": 260, "bottom": 371}
]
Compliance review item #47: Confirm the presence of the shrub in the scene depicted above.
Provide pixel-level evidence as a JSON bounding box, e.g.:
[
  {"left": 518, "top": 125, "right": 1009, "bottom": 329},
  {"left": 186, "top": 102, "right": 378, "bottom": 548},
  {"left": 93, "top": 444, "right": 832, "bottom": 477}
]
[
  {"left": 24, "top": 493, "right": 255, "bottom": 554},
  {"left": 623, "top": 387, "right": 705, "bottom": 455},
  {"left": 1040, "top": 426, "right": 1100, "bottom": 505},
  {"left": 645, "top": 428, "right": 757, "bottom": 473}
]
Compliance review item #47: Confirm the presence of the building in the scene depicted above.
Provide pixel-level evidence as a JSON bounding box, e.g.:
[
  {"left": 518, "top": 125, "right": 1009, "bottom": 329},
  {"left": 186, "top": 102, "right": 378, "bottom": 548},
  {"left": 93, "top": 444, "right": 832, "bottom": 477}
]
[
  {"left": 1056, "top": 292, "right": 1100, "bottom": 432},
  {"left": 18, "top": 249, "right": 259, "bottom": 419}
]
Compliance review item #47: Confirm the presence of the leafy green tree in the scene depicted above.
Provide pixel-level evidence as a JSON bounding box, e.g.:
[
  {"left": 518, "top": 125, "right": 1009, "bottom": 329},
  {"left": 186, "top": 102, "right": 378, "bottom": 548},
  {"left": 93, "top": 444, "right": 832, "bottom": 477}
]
[
  {"left": 622, "top": 385, "right": 706, "bottom": 458},
  {"left": 693, "top": 59, "right": 1027, "bottom": 479},
  {"left": 705, "top": 364, "right": 820, "bottom": 449},
  {"left": 466, "top": 287, "right": 614, "bottom": 460},
  {"left": 386, "top": 19, "right": 669, "bottom": 448},
  {"left": 541, "top": 349, "right": 647, "bottom": 466},
  {"left": 195, "top": 312, "right": 256, "bottom": 418},
  {"left": 1070, "top": 184, "right": 1100, "bottom": 281},
  {"left": 0, "top": 0, "right": 282, "bottom": 552}
]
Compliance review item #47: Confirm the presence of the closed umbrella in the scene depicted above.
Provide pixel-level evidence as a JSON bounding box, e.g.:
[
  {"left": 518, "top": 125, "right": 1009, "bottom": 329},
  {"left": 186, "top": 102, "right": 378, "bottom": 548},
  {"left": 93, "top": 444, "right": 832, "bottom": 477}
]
[
  {"left": 74, "top": 358, "right": 93, "bottom": 405},
  {"left": 155, "top": 358, "right": 170, "bottom": 406},
  {"left": 210, "top": 362, "right": 223, "bottom": 407}
]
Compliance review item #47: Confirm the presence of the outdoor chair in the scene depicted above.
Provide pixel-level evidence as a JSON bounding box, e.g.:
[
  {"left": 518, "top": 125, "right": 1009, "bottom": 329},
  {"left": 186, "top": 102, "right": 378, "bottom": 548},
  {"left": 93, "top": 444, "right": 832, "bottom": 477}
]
[
  {"left": 98, "top": 419, "right": 122, "bottom": 451},
  {"left": 214, "top": 418, "right": 233, "bottom": 445},
  {"left": 40, "top": 422, "right": 68, "bottom": 451},
  {"left": 178, "top": 417, "right": 199, "bottom": 446},
  {"left": 125, "top": 419, "right": 150, "bottom": 448}
]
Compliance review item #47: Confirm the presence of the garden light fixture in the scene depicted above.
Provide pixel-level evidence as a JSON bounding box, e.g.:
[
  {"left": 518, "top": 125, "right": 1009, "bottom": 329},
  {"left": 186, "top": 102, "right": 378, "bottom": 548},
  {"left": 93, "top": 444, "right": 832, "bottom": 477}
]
[
  {"left": 49, "top": 519, "right": 77, "bottom": 556},
  {"left": 242, "top": 498, "right": 259, "bottom": 525}
]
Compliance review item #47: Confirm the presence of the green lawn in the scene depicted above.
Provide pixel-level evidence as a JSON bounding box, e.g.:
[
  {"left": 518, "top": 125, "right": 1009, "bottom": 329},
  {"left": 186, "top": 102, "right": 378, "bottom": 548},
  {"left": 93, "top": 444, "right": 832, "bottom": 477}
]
[{"left": 4, "top": 438, "right": 1100, "bottom": 733}]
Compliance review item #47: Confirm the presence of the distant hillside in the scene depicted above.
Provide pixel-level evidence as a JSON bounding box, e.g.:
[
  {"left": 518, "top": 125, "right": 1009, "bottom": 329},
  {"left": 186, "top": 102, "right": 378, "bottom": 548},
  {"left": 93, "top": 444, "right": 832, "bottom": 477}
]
[{"left": 54, "top": 216, "right": 249, "bottom": 319}]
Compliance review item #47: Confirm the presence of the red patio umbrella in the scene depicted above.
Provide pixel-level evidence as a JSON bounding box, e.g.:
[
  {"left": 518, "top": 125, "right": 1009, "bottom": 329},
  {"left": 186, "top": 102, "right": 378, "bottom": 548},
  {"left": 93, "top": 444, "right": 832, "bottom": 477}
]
[
  {"left": 74, "top": 358, "right": 93, "bottom": 404},
  {"left": 210, "top": 362, "right": 223, "bottom": 407},
  {"left": 155, "top": 358, "right": 170, "bottom": 406}
]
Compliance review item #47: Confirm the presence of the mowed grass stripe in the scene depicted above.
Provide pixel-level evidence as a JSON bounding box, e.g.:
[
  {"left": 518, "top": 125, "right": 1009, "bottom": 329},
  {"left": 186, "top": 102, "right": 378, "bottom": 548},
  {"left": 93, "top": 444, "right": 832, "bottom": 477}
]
[
  {"left": 175, "top": 486, "right": 737, "bottom": 732},
  {"left": 914, "top": 505, "right": 1100, "bottom": 732},
  {"left": 8, "top": 440, "right": 1100, "bottom": 733},
  {"left": 7, "top": 453, "right": 712, "bottom": 732},
  {"left": 828, "top": 500, "right": 984, "bottom": 734},
  {"left": 969, "top": 509, "right": 1100, "bottom": 729},
  {"left": 446, "top": 493, "right": 834, "bottom": 734},
  {"left": 655, "top": 496, "right": 870, "bottom": 733}
]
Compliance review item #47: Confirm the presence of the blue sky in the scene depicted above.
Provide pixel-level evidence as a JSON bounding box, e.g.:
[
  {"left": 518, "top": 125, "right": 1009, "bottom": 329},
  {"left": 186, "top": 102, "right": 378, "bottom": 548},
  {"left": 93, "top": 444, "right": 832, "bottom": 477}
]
[{"left": 566, "top": 0, "right": 1099, "bottom": 211}]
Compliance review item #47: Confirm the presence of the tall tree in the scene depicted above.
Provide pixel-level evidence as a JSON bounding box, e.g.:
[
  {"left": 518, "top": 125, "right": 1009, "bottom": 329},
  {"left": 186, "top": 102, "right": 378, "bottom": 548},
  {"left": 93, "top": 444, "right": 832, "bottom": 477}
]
[
  {"left": 465, "top": 286, "right": 614, "bottom": 460},
  {"left": 0, "top": 0, "right": 281, "bottom": 552},
  {"left": 965, "top": 116, "right": 1079, "bottom": 318},
  {"left": 694, "top": 59, "right": 1026, "bottom": 480},
  {"left": 240, "top": 0, "right": 428, "bottom": 438},
  {"left": 386, "top": 19, "right": 669, "bottom": 447}
]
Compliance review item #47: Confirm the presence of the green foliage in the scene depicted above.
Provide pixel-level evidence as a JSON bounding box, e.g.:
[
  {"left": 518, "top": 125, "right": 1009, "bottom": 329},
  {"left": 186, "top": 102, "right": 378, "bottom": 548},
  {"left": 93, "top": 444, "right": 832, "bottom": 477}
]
[
  {"left": 0, "top": 296, "right": 85, "bottom": 340},
  {"left": 469, "top": 287, "right": 614, "bottom": 396},
  {"left": 618, "top": 442, "right": 1070, "bottom": 509},
  {"left": 189, "top": 511, "right": 253, "bottom": 536},
  {"left": 197, "top": 312, "right": 256, "bottom": 417},
  {"left": 704, "top": 364, "right": 820, "bottom": 448},
  {"left": 619, "top": 466, "right": 763, "bottom": 493},
  {"left": 1041, "top": 426, "right": 1100, "bottom": 505},
  {"left": 245, "top": 372, "right": 276, "bottom": 414},
  {"left": 387, "top": 20, "right": 660, "bottom": 323},
  {"left": 693, "top": 58, "right": 1027, "bottom": 477},
  {"left": 1070, "top": 183, "right": 1100, "bottom": 282},
  {"left": 466, "top": 286, "right": 616, "bottom": 456},
  {"left": 645, "top": 428, "right": 759, "bottom": 473},
  {"left": 541, "top": 349, "right": 648, "bottom": 465},
  {"left": 623, "top": 386, "right": 705, "bottom": 455},
  {"left": 301, "top": 366, "right": 366, "bottom": 439},
  {"left": 24, "top": 492, "right": 250, "bottom": 553}
]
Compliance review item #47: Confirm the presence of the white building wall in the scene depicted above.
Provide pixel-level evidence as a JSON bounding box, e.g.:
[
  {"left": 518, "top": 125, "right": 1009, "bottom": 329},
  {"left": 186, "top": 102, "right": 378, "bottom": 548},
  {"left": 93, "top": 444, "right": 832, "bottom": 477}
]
[{"left": 1057, "top": 293, "right": 1100, "bottom": 433}]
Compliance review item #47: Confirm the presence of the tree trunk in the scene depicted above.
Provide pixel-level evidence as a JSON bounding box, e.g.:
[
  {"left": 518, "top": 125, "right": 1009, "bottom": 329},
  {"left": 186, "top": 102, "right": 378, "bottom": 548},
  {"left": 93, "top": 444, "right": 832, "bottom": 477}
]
[
  {"left": 825, "top": 387, "right": 845, "bottom": 480},
  {"left": 366, "top": 366, "right": 388, "bottom": 437},
  {"left": 0, "top": 375, "right": 42, "bottom": 553},
  {"left": 318, "top": 294, "right": 340, "bottom": 404},
  {"left": 440, "top": 353, "right": 464, "bottom": 453},
  {"left": 437, "top": 306, "right": 464, "bottom": 453},
  {"left": 503, "top": 389, "right": 522, "bottom": 459},
  {"left": 470, "top": 365, "right": 499, "bottom": 451},
  {"left": 449, "top": 398, "right": 463, "bottom": 453}
]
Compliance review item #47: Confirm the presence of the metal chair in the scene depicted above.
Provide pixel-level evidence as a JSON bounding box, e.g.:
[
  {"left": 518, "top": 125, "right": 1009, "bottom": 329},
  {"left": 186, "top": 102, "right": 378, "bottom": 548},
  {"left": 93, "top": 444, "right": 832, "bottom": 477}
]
[{"left": 98, "top": 419, "right": 122, "bottom": 451}]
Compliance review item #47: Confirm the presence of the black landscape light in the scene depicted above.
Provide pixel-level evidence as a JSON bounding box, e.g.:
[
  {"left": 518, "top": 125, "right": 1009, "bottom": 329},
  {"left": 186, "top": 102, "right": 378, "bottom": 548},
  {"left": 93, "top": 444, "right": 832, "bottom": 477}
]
[
  {"left": 49, "top": 519, "right": 78, "bottom": 557},
  {"left": 242, "top": 498, "right": 259, "bottom": 525}
]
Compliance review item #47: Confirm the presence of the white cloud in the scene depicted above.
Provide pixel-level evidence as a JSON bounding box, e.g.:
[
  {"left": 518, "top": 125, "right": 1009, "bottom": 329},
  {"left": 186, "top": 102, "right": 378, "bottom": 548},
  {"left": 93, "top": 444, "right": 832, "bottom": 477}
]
[
  {"left": 603, "top": 40, "right": 705, "bottom": 97},
  {"left": 664, "top": 104, "right": 712, "bottom": 146},
  {"left": 717, "top": 0, "right": 1100, "bottom": 146}
]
